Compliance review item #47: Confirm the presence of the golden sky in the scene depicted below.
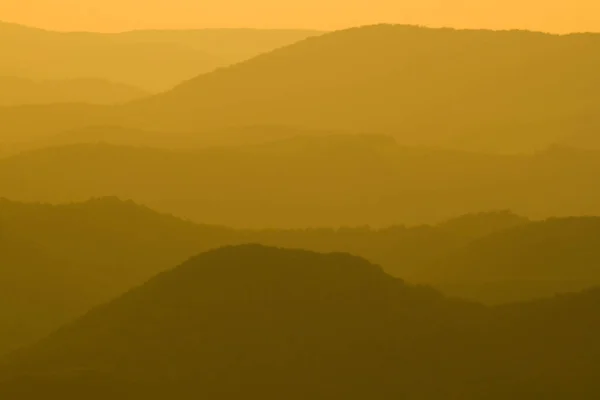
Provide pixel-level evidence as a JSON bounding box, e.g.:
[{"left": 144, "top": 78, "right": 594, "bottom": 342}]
[{"left": 2, "top": 0, "right": 599, "bottom": 33}]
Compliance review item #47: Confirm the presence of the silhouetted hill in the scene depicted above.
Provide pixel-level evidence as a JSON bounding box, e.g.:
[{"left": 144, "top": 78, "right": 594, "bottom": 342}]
[
  {"left": 0, "top": 197, "right": 529, "bottom": 355},
  {"left": 2, "top": 245, "right": 600, "bottom": 399},
  {"left": 0, "top": 196, "right": 236, "bottom": 279},
  {"left": 0, "top": 245, "right": 482, "bottom": 399},
  {"left": 0, "top": 77, "right": 148, "bottom": 106},
  {"left": 4, "top": 195, "right": 600, "bottom": 358},
  {"left": 0, "top": 21, "right": 320, "bottom": 92},
  {"left": 485, "top": 288, "right": 600, "bottom": 398},
  {"left": 2, "top": 140, "right": 600, "bottom": 228}
]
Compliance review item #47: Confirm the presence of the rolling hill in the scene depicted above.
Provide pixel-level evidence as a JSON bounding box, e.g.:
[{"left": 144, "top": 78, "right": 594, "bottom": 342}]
[
  {"left": 113, "top": 28, "right": 325, "bottom": 63},
  {"left": 0, "top": 197, "right": 531, "bottom": 356},
  {"left": 0, "top": 197, "right": 236, "bottom": 355},
  {"left": 3, "top": 196, "right": 600, "bottom": 357},
  {"left": 0, "top": 245, "right": 483, "bottom": 399},
  {"left": 0, "top": 21, "right": 320, "bottom": 92},
  {"left": 1, "top": 245, "right": 600, "bottom": 399},
  {"left": 0, "top": 234, "right": 90, "bottom": 358},
  {"left": 0, "top": 77, "right": 148, "bottom": 106},
  {"left": 126, "top": 24, "right": 600, "bottom": 152},
  {"left": 3, "top": 24, "right": 600, "bottom": 151},
  {"left": 0, "top": 138, "right": 599, "bottom": 228},
  {"left": 427, "top": 217, "right": 600, "bottom": 303}
]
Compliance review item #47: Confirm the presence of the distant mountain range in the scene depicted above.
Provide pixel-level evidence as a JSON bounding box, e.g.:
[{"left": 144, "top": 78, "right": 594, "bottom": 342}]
[
  {"left": 2, "top": 24, "right": 600, "bottom": 152},
  {"left": 1, "top": 137, "right": 600, "bottom": 228},
  {"left": 135, "top": 24, "right": 600, "bottom": 151},
  {"left": 0, "top": 76, "right": 148, "bottom": 106},
  {"left": 1, "top": 245, "right": 600, "bottom": 399},
  {"left": 3, "top": 20, "right": 599, "bottom": 399},
  {"left": 0, "top": 21, "right": 321, "bottom": 91}
]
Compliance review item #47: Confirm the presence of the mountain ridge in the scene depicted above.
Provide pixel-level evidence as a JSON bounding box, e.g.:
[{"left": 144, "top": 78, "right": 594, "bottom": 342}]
[
  {"left": 2, "top": 244, "right": 600, "bottom": 399},
  {"left": 0, "top": 20, "right": 321, "bottom": 91},
  {"left": 3, "top": 23, "right": 600, "bottom": 152},
  {"left": 1, "top": 139, "right": 600, "bottom": 228}
]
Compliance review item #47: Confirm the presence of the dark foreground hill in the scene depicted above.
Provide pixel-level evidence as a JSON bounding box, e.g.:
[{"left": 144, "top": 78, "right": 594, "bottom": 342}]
[
  {"left": 0, "top": 246, "right": 482, "bottom": 399},
  {"left": 0, "top": 198, "right": 524, "bottom": 355},
  {"left": 5, "top": 197, "right": 600, "bottom": 358},
  {"left": 1, "top": 245, "right": 600, "bottom": 399},
  {"left": 0, "top": 77, "right": 148, "bottom": 106}
]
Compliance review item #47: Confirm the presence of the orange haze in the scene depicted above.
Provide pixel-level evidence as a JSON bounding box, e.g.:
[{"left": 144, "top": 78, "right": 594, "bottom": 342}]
[{"left": 1, "top": 0, "right": 600, "bottom": 33}]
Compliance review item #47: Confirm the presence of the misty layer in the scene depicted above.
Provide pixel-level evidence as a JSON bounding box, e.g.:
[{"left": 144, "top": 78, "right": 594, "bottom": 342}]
[
  {"left": 2, "top": 25, "right": 600, "bottom": 152},
  {"left": 0, "top": 139, "right": 599, "bottom": 228},
  {"left": 1, "top": 19, "right": 599, "bottom": 400}
]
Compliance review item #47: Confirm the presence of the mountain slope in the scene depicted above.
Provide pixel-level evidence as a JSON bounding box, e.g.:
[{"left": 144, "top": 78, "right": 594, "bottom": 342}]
[
  {"left": 3, "top": 24, "right": 600, "bottom": 152},
  {"left": 113, "top": 28, "right": 323, "bottom": 63},
  {"left": 0, "top": 77, "right": 148, "bottom": 106},
  {"left": 0, "top": 245, "right": 482, "bottom": 399},
  {"left": 0, "top": 21, "right": 219, "bottom": 92},
  {"left": 0, "top": 235, "right": 90, "bottom": 356},
  {"left": 1, "top": 140, "right": 600, "bottom": 228},
  {"left": 0, "top": 197, "right": 236, "bottom": 355},
  {"left": 0, "top": 21, "right": 320, "bottom": 92},
  {"left": 2, "top": 245, "right": 600, "bottom": 399},
  {"left": 429, "top": 217, "right": 600, "bottom": 303},
  {"left": 0, "top": 197, "right": 530, "bottom": 356},
  {"left": 0, "top": 139, "right": 518, "bottom": 227},
  {"left": 125, "top": 24, "right": 600, "bottom": 152},
  {"left": 3, "top": 195, "right": 600, "bottom": 357}
]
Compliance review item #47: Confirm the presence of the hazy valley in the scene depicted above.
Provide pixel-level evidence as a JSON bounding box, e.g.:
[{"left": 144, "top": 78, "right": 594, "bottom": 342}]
[{"left": 2, "top": 15, "right": 600, "bottom": 399}]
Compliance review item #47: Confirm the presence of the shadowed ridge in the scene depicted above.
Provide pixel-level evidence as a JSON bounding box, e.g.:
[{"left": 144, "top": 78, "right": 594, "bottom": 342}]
[
  {"left": 0, "top": 233, "right": 89, "bottom": 357},
  {"left": 0, "top": 197, "right": 238, "bottom": 357},
  {"left": 4, "top": 245, "right": 600, "bottom": 398},
  {"left": 0, "top": 245, "right": 476, "bottom": 399},
  {"left": 168, "top": 243, "right": 392, "bottom": 286}
]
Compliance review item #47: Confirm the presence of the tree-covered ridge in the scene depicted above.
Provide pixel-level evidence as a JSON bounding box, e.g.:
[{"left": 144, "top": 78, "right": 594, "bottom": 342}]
[
  {"left": 2, "top": 197, "right": 600, "bottom": 357},
  {"left": 1, "top": 245, "right": 599, "bottom": 399}
]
